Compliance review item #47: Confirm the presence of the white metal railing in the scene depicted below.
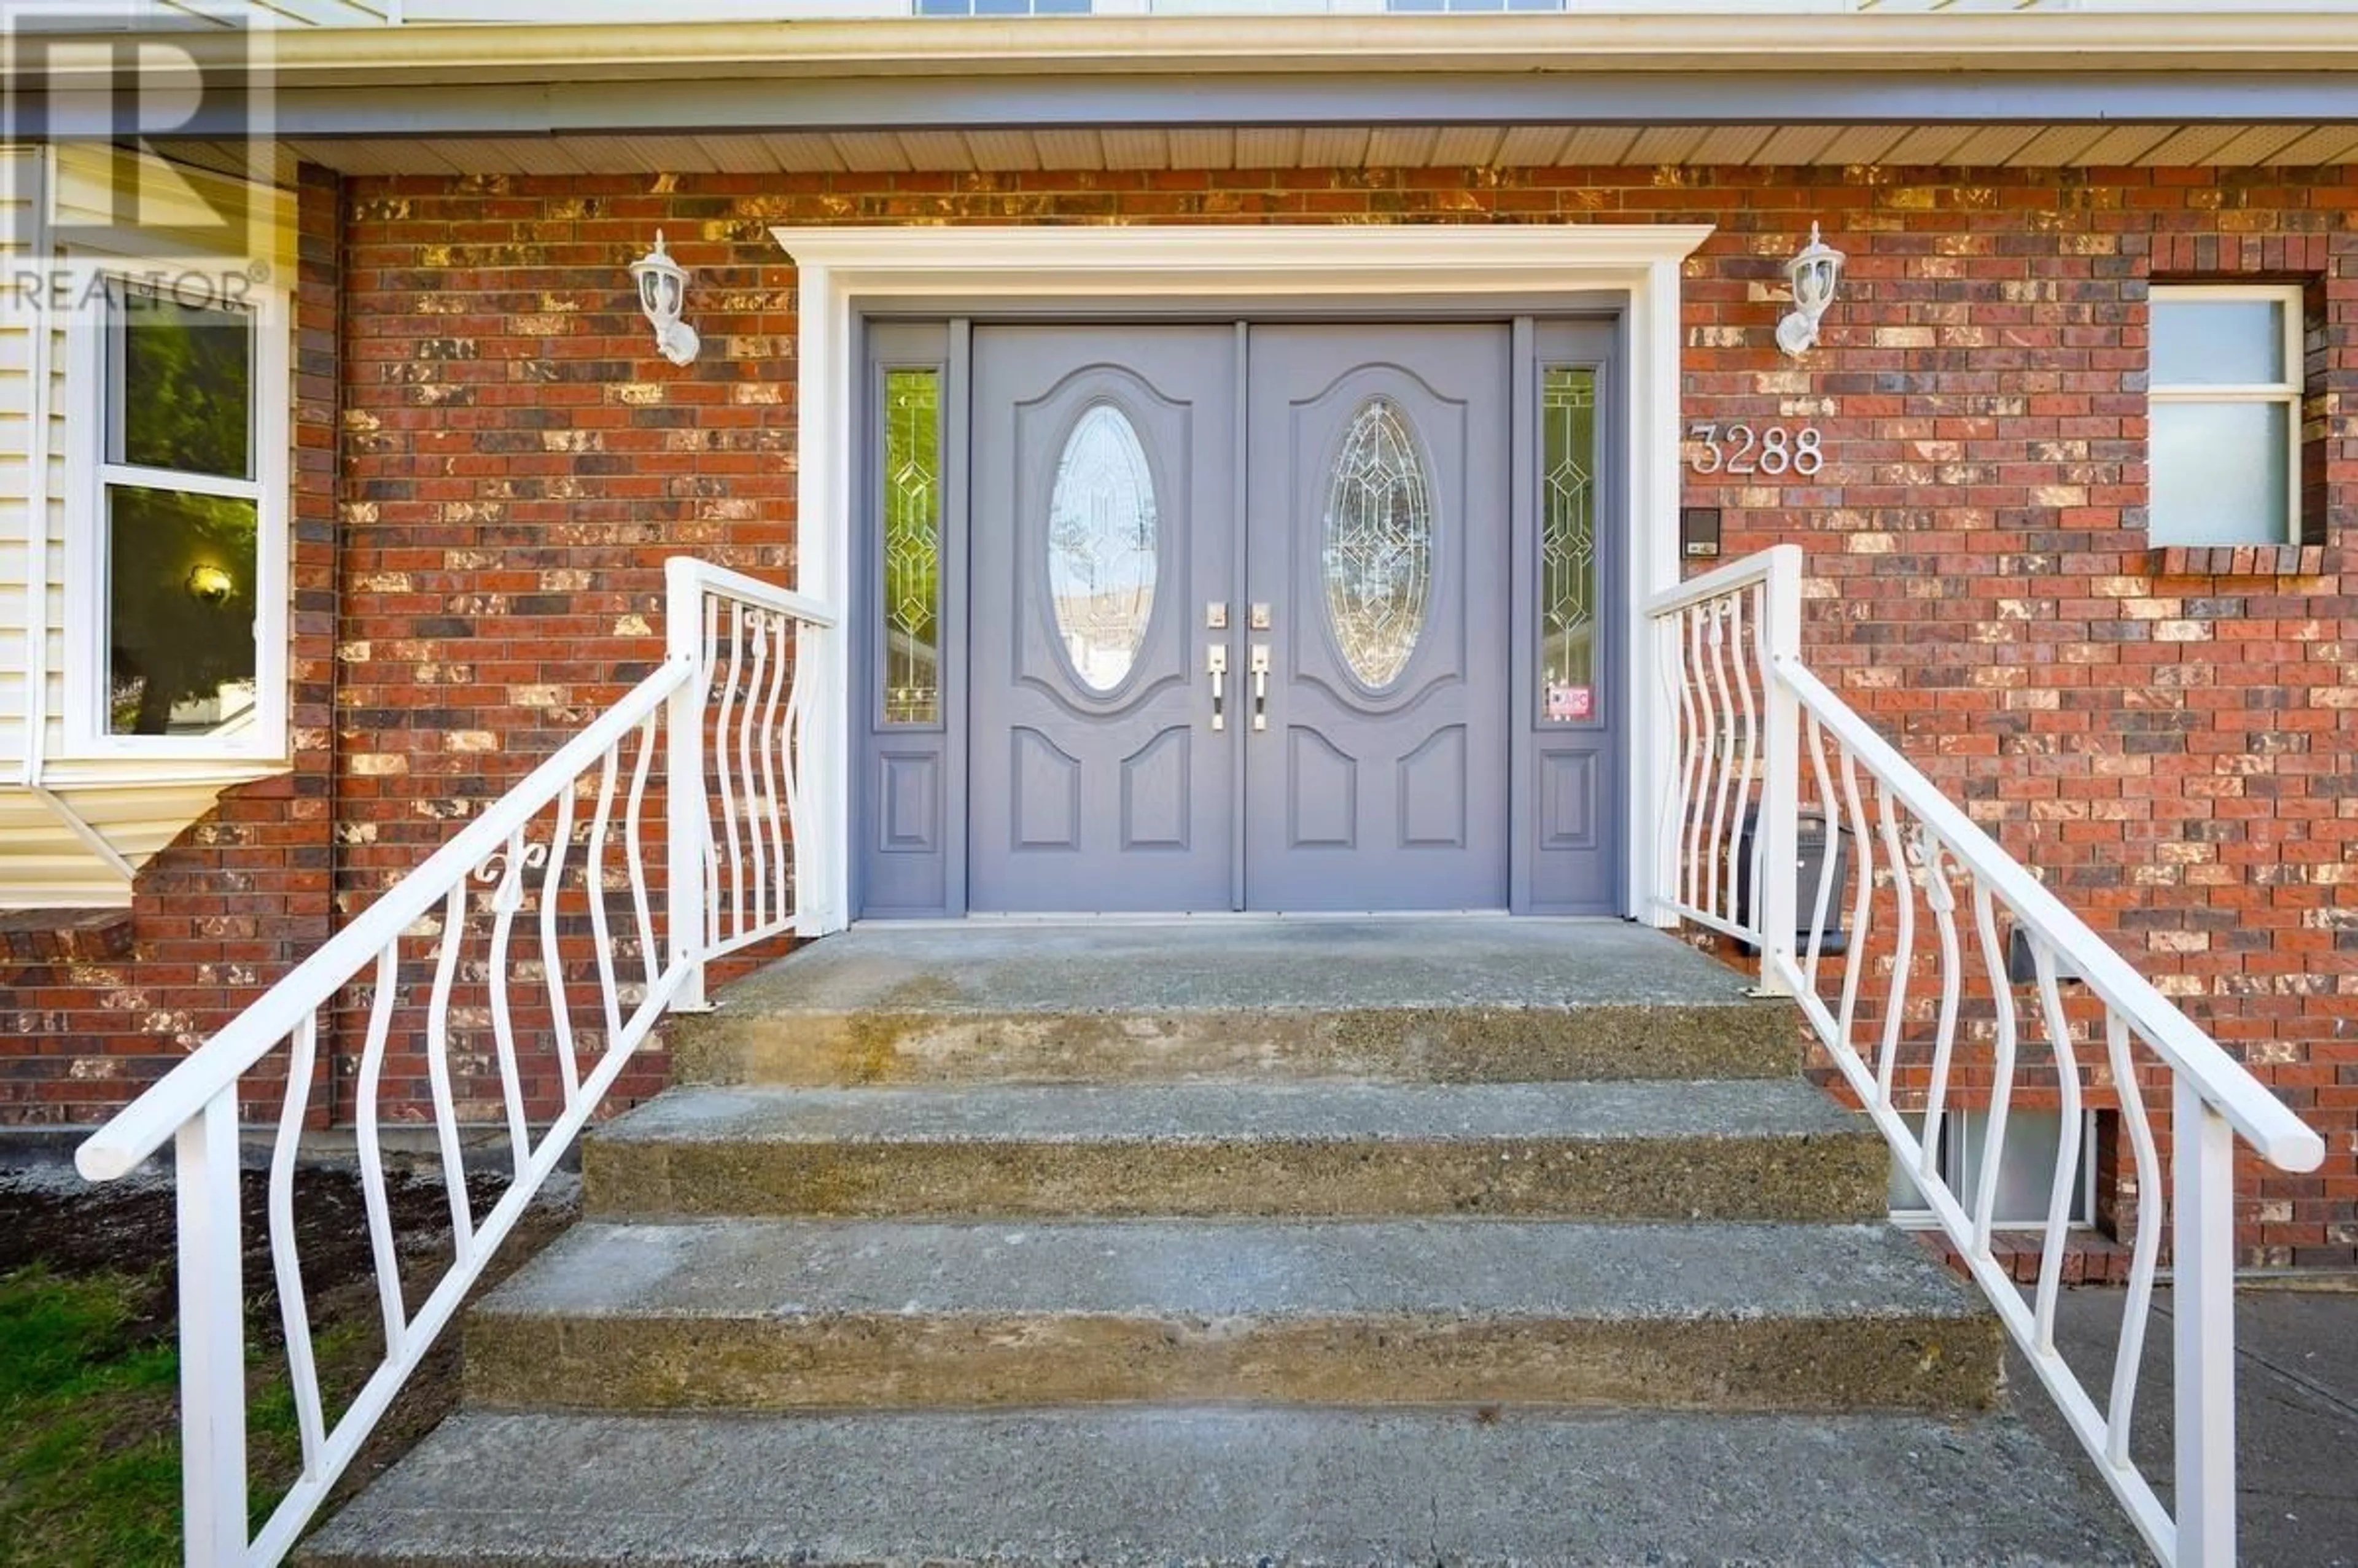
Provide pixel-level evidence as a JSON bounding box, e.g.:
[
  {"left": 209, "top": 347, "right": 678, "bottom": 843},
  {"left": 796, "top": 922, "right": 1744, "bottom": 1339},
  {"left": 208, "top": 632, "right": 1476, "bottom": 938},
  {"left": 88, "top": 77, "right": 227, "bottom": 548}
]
[
  {"left": 72, "top": 556, "right": 835, "bottom": 1568},
  {"left": 1648, "top": 543, "right": 2326, "bottom": 1568}
]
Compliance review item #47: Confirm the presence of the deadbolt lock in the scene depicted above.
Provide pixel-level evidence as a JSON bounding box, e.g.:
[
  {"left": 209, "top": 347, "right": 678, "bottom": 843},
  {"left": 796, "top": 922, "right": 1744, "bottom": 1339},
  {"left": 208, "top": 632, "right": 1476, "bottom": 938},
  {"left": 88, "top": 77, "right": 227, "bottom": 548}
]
[
  {"left": 1249, "top": 603, "right": 1272, "bottom": 631},
  {"left": 1206, "top": 602, "right": 1229, "bottom": 630}
]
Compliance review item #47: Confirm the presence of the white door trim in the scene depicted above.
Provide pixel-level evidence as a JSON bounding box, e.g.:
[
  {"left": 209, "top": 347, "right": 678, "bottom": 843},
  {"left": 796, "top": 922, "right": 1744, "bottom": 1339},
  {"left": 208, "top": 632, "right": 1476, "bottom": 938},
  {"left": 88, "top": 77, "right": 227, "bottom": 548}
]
[{"left": 770, "top": 222, "right": 1715, "bottom": 930}]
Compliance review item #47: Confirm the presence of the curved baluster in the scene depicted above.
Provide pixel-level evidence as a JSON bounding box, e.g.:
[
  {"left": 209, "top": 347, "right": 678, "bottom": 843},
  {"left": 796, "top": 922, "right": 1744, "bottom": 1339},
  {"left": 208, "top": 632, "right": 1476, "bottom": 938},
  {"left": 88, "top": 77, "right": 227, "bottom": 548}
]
[
  {"left": 1968, "top": 877, "right": 2021, "bottom": 1263},
  {"left": 1833, "top": 740, "right": 1874, "bottom": 1044},
  {"left": 1665, "top": 610, "right": 1698, "bottom": 915},
  {"left": 351, "top": 941, "right": 408, "bottom": 1356},
  {"left": 2028, "top": 934, "right": 2085, "bottom": 1354},
  {"left": 624, "top": 711, "right": 661, "bottom": 993},
  {"left": 739, "top": 610, "right": 771, "bottom": 935},
  {"left": 1683, "top": 606, "right": 1715, "bottom": 915},
  {"left": 583, "top": 739, "right": 625, "bottom": 1050},
  {"left": 268, "top": 1011, "right": 327, "bottom": 1480},
  {"left": 777, "top": 620, "right": 810, "bottom": 920},
  {"left": 1874, "top": 784, "right": 1915, "bottom": 1109},
  {"left": 1918, "top": 828, "right": 1964, "bottom": 1187},
  {"left": 1703, "top": 602, "right": 1739, "bottom": 922},
  {"left": 701, "top": 591, "right": 723, "bottom": 952},
  {"left": 758, "top": 610, "right": 791, "bottom": 927},
  {"left": 1726, "top": 587, "right": 1761, "bottom": 931},
  {"left": 2104, "top": 1013, "right": 2166, "bottom": 1472},
  {"left": 714, "top": 601, "right": 747, "bottom": 942},
  {"left": 422, "top": 880, "right": 475, "bottom": 1253},
  {"left": 478, "top": 830, "right": 539, "bottom": 1183},
  {"left": 538, "top": 785, "right": 581, "bottom": 1106},
  {"left": 1801, "top": 708, "right": 1840, "bottom": 990}
]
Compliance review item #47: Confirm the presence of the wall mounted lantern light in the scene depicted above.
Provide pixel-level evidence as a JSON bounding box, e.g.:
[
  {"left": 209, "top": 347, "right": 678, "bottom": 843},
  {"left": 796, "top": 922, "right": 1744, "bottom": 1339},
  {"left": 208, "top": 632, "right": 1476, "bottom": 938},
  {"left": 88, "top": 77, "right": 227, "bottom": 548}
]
[
  {"left": 629, "top": 230, "right": 701, "bottom": 367},
  {"left": 1776, "top": 222, "right": 1845, "bottom": 358}
]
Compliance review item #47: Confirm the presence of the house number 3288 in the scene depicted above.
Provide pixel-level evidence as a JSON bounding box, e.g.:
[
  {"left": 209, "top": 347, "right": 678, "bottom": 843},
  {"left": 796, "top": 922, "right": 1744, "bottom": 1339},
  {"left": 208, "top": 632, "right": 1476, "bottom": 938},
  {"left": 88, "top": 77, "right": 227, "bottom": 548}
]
[{"left": 1686, "top": 422, "right": 1824, "bottom": 478}]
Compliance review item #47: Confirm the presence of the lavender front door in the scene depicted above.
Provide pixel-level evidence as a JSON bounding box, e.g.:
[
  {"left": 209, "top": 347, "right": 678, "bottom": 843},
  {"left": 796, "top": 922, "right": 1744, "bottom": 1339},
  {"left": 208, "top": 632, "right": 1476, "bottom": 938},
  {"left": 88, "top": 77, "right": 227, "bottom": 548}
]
[{"left": 967, "top": 321, "right": 1517, "bottom": 914}]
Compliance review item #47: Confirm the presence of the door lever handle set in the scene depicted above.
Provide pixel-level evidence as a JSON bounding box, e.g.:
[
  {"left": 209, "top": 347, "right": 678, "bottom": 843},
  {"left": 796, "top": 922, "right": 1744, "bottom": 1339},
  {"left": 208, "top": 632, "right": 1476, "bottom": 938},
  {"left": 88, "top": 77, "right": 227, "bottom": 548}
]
[{"left": 1206, "top": 628, "right": 1272, "bottom": 734}]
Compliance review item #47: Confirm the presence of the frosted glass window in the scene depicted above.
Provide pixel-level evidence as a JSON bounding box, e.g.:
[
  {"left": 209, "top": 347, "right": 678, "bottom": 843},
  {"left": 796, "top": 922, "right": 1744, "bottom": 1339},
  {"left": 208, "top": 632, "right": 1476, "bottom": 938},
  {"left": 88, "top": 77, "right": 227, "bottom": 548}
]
[
  {"left": 1888, "top": 1111, "right": 2093, "bottom": 1230},
  {"left": 881, "top": 368, "right": 943, "bottom": 726},
  {"left": 1323, "top": 398, "right": 1435, "bottom": 691},
  {"left": 2150, "top": 402, "right": 2292, "bottom": 548},
  {"left": 2147, "top": 285, "right": 2302, "bottom": 548},
  {"left": 1955, "top": 1111, "right": 2088, "bottom": 1230},
  {"left": 1047, "top": 403, "right": 1158, "bottom": 693},
  {"left": 2152, "top": 297, "right": 2286, "bottom": 386}
]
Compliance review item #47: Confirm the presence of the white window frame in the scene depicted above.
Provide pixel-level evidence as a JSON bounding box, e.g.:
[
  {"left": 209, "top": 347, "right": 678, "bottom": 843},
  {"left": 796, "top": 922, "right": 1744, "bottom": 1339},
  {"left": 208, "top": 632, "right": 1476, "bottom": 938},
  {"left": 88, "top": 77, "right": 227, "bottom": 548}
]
[
  {"left": 60, "top": 265, "right": 292, "bottom": 766},
  {"left": 2147, "top": 281, "right": 2305, "bottom": 549},
  {"left": 1889, "top": 1108, "right": 2101, "bottom": 1233}
]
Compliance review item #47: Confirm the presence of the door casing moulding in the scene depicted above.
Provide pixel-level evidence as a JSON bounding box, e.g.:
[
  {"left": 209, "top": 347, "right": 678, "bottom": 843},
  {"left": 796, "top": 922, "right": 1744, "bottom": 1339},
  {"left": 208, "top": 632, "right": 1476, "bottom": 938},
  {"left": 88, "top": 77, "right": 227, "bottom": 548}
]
[{"left": 771, "top": 222, "right": 1716, "bottom": 926}]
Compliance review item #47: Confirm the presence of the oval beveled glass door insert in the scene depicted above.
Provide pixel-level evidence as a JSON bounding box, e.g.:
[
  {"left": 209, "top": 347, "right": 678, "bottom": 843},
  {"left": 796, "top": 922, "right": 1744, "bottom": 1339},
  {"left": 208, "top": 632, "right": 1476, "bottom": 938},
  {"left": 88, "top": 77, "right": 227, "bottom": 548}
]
[
  {"left": 1047, "top": 402, "right": 1159, "bottom": 692},
  {"left": 1322, "top": 397, "right": 1433, "bottom": 690}
]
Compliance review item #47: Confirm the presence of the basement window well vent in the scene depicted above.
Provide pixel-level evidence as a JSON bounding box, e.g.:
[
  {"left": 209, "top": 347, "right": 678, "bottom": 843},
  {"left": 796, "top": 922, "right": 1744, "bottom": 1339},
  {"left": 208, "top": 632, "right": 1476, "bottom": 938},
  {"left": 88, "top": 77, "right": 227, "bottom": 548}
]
[{"left": 1888, "top": 1110, "right": 2098, "bottom": 1231}]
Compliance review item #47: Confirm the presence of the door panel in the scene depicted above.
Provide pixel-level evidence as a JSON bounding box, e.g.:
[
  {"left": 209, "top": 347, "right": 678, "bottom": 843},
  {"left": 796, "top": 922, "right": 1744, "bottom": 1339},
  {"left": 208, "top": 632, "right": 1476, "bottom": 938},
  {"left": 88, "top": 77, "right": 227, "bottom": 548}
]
[
  {"left": 1243, "top": 324, "right": 1512, "bottom": 911},
  {"left": 968, "top": 325, "right": 1237, "bottom": 912}
]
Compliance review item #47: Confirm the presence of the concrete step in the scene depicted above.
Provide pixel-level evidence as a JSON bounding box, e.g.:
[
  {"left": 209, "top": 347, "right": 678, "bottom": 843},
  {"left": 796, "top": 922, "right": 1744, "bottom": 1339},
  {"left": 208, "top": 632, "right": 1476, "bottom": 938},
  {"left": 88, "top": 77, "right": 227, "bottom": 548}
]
[
  {"left": 582, "top": 1079, "right": 1886, "bottom": 1223},
  {"left": 669, "top": 920, "right": 1793, "bottom": 1086},
  {"left": 463, "top": 1217, "right": 2001, "bottom": 1413},
  {"left": 298, "top": 1407, "right": 2144, "bottom": 1568}
]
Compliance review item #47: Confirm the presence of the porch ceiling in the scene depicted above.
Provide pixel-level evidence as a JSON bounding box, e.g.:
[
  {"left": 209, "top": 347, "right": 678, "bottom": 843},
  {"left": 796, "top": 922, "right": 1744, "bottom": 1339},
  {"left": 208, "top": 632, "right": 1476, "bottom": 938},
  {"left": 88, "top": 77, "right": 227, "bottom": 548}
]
[{"left": 174, "top": 122, "right": 2358, "bottom": 179}]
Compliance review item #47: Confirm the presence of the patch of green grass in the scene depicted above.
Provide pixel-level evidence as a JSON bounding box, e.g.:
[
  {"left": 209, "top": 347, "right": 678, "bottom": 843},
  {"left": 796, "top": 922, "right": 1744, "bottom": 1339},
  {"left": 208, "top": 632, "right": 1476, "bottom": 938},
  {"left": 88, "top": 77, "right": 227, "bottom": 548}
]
[
  {"left": 0, "top": 1265, "right": 183, "bottom": 1568},
  {"left": 0, "top": 1265, "right": 367, "bottom": 1568}
]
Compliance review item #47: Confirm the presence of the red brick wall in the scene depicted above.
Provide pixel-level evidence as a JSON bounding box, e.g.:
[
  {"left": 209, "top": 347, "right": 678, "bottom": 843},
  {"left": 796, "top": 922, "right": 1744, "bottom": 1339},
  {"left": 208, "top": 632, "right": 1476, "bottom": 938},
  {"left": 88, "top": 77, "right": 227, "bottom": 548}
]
[{"left": 7, "top": 159, "right": 2351, "bottom": 1266}]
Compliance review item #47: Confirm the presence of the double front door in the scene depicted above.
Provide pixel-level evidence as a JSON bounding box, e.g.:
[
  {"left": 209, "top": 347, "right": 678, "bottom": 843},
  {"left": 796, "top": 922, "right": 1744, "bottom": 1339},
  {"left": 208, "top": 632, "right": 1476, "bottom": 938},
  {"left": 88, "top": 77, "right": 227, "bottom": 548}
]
[{"left": 970, "top": 323, "right": 1511, "bottom": 912}]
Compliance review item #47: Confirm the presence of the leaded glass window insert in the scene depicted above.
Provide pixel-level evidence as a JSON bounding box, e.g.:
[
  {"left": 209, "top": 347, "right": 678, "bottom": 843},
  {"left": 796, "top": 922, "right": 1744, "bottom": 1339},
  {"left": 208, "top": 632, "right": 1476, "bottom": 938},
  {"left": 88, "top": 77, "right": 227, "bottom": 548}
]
[
  {"left": 1321, "top": 397, "right": 1433, "bottom": 691},
  {"left": 881, "top": 367, "right": 943, "bottom": 724},
  {"left": 1047, "top": 402, "right": 1159, "bottom": 693},
  {"left": 1539, "top": 366, "right": 1598, "bottom": 723}
]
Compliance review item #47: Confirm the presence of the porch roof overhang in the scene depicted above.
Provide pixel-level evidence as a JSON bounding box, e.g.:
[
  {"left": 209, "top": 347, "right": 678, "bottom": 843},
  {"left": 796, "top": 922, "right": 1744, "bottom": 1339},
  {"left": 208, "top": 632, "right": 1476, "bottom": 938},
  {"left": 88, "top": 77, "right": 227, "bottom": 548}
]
[
  {"left": 176, "top": 120, "right": 2358, "bottom": 179},
  {"left": 17, "top": 14, "right": 2358, "bottom": 149}
]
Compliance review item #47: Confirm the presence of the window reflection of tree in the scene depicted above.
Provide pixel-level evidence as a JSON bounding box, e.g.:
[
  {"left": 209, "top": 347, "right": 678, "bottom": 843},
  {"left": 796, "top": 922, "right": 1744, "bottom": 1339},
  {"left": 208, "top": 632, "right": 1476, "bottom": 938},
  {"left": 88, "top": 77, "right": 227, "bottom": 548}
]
[{"left": 105, "top": 292, "right": 258, "bottom": 737}]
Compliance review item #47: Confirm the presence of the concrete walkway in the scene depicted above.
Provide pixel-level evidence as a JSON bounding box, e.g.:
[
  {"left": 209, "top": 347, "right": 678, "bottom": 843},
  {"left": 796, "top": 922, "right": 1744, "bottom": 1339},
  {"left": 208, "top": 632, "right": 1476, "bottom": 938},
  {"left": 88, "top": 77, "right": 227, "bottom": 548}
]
[{"left": 2010, "top": 1284, "right": 2358, "bottom": 1568}]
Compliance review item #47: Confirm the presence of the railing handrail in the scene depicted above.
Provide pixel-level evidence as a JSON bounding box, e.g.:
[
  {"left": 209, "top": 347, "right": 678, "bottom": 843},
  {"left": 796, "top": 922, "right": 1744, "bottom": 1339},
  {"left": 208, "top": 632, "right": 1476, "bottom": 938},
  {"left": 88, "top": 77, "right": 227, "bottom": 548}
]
[
  {"left": 1641, "top": 547, "right": 1788, "bottom": 619},
  {"left": 667, "top": 557, "right": 838, "bottom": 631},
  {"left": 1644, "top": 544, "right": 2324, "bottom": 1177},
  {"left": 74, "top": 658, "right": 695, "bottom": 1184},
  {"left": 1772, "top": 655, "right": 2325, "bottom": 1175}
]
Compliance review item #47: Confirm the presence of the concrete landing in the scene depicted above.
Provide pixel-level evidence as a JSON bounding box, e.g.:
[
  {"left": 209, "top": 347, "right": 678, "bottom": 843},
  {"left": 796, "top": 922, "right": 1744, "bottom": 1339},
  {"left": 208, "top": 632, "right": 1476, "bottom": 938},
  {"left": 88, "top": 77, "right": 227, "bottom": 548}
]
[
  {"left": 582, "top": 1079, "right": 1885, "bottom": 1222},
  {"left": 298, "top": 1407, "right": 2144, "bottom": 1568},
  {"left": 464, "top": 1217, "right": 2001, "bottom": 1413},
  {"left": 667, "top": 919, "right": 1792, "bottom": 1085}
]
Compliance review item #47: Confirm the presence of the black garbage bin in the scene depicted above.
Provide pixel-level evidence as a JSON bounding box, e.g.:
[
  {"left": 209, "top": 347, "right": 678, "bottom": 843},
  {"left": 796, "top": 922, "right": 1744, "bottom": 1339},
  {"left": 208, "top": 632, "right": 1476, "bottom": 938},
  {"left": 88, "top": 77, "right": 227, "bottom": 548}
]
[{"left": 1734, "top": 804, "right": 1852, "bottom": 957}]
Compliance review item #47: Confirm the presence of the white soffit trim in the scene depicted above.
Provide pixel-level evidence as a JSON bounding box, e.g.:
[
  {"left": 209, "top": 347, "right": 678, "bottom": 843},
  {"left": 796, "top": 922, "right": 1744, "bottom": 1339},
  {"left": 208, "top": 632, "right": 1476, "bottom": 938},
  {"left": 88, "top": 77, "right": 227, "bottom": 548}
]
[
  {"left": 771, "top": 222, "right": 1718, "bottom": 289},
  {"left": 774, "top": 220, "right": 1711, "bottom": 925}
]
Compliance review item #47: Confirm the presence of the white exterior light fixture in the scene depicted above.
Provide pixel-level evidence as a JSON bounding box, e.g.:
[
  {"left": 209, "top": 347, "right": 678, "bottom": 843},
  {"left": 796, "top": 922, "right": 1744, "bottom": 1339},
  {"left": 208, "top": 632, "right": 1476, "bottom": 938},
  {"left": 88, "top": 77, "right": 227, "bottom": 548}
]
[
  {"left": 629, "top": 230, "right": 701, "bottom": 367},
  {"left": 1776, "top": 222, "right": 1845, "bottom": 358}
]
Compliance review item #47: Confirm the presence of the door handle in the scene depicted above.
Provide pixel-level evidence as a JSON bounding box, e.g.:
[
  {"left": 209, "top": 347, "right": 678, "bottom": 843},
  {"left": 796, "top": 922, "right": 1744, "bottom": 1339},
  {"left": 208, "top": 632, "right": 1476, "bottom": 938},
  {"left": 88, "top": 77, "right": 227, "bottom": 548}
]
[
  {"left": 1207, "top": 644, "right": 1228, "bottom": 731},
  {"left": 1250, "top": 644, "right": 1270, "bottom": 732}
]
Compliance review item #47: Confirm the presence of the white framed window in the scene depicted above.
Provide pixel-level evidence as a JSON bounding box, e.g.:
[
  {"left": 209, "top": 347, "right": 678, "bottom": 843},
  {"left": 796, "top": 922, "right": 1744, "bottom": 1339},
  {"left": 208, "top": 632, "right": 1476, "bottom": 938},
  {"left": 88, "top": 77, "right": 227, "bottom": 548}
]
[
  {"left": 1889, "top": 1109, "right": 2099, "bottom": 1232},
  {"left": 62, "top": 271, "right": 290, "bottom": 763},
  {"left": 2147, "top": 283, "right": 2305, "bottom": 549}
]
